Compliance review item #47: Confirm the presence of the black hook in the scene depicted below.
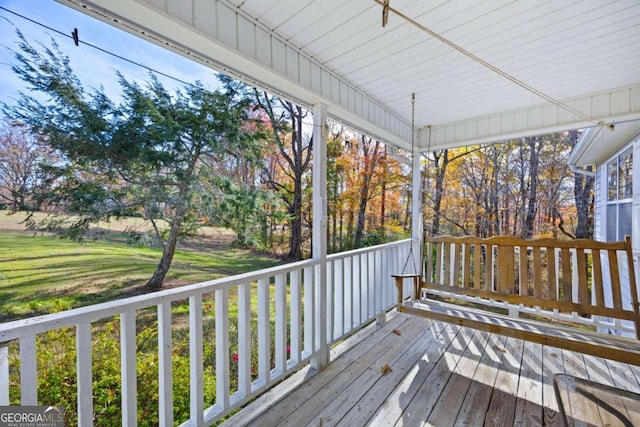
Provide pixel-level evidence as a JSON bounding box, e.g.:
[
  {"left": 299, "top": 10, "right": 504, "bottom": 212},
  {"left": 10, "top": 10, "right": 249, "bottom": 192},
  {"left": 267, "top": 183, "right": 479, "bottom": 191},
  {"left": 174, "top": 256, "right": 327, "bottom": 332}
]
[
  {"left": 382, "top": 0, "right": 389, "bottom": 27},
  {"left": 71, "top": 28, "right": 79, "bottom": 46}
]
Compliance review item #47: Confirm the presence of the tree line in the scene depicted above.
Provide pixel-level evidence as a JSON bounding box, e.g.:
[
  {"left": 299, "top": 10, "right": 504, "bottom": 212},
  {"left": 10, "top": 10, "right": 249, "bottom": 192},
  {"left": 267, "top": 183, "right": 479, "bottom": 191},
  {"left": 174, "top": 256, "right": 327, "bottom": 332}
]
[
  {"left": 0, "top": 30, "right": 593, "bottom": 288},
  {"left": 423, "top": 130, "right": 594, "bottom": 239}
]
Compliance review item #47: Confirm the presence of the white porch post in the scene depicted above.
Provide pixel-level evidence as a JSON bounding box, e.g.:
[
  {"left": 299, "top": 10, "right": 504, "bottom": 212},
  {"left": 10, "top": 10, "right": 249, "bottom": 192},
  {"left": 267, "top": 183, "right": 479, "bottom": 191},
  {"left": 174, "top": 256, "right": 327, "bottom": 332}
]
[{"left": 311, "top": 103, "right": 329, "bottom": 369}]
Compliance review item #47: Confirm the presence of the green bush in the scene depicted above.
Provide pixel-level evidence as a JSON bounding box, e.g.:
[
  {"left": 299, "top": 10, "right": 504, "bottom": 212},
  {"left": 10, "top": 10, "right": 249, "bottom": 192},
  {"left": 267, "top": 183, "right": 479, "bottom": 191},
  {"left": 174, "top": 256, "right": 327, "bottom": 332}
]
[
  {"left": 8, "top": 317, "right": 246, "bottom": 426},
  {"left": 7, "top": 295, "right": 287, "bottom": 426}
]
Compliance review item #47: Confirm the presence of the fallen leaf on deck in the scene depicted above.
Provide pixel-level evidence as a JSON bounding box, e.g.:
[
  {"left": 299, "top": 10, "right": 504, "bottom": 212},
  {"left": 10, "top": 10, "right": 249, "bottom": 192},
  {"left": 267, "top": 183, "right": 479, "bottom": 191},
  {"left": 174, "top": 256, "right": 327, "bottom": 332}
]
[
  {"left": 496, "top": 347, "right": 507, "bottom": 353},
  {"left": 381, "top": 364, "right": 392, "bottom": 375},
  {"left": 392, "top": 329, "right": 402, "bottom": 335}
]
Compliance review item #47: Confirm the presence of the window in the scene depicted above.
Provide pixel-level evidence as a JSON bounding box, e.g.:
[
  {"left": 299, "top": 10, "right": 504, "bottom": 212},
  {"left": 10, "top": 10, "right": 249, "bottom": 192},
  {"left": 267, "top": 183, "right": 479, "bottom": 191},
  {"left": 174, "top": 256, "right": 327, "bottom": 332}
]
[{"left": 606, "top": 146, "right": 633, "bottom": 241}]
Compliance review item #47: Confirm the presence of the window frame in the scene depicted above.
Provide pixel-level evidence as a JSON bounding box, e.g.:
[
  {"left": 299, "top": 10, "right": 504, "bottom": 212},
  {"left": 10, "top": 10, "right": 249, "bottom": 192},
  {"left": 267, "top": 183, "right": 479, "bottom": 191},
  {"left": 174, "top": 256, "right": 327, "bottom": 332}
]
[{"left": 605, "top": 145, "right": 633, "bottom": 242}]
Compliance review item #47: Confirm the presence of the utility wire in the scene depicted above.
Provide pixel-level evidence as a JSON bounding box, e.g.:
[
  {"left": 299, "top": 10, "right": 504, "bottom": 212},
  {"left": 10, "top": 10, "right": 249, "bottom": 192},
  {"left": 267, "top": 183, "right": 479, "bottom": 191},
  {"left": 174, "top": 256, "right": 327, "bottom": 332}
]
[
  {"left": 0, "top": 6, "right": 209, "bottom": 92},
  {"left": 0, "top": 6, "right": 334, "bottom": 131}
]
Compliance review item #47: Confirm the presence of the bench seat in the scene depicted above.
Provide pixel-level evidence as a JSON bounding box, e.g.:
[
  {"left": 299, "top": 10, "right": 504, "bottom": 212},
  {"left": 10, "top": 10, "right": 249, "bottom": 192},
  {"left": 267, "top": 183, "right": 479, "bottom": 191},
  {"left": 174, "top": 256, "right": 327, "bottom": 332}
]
[
  {"left": 399, "top": 298, "right": 640, "bottom": 366},
  {"left": 394, "top": 235, "right": 640, "bottom": 365}
]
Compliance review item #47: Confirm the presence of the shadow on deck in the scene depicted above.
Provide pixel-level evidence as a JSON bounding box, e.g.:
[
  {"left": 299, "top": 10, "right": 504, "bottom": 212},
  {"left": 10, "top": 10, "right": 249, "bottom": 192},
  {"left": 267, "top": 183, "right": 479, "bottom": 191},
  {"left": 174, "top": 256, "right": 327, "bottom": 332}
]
[{"left": 223, "top": 312, "right": 640, "bottom": 426}]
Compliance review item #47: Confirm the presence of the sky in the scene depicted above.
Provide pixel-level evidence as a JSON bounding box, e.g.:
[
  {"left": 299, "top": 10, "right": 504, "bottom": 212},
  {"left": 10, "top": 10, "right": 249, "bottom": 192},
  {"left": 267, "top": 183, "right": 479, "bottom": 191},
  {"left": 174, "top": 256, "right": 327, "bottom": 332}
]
[{"left": 0, "top": 0, "right": 221, "bottom": 106}]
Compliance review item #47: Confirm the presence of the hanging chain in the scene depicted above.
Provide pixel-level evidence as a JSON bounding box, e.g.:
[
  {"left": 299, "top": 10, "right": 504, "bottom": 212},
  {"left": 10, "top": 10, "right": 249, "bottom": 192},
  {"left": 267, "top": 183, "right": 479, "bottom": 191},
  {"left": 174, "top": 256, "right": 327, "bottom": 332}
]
[
  {"left": 401, "top": 92, "right": 419, "bottom": 275},
  {"left": 411, "top": 92, "right": 415, "bottom": 154}
]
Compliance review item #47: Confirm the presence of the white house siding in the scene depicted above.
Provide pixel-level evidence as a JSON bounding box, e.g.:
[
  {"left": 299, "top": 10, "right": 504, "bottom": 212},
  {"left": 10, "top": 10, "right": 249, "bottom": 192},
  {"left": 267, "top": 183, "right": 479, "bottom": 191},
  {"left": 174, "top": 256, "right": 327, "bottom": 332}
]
[
  {"left": 593, "top": 132, "right": 640, "bottom": 337},
  {"left": 634, "top": 139, "right": 640, "bottom": 255},
  {"left": 594, "top": 165, "right": 604, "bottom": 241}
]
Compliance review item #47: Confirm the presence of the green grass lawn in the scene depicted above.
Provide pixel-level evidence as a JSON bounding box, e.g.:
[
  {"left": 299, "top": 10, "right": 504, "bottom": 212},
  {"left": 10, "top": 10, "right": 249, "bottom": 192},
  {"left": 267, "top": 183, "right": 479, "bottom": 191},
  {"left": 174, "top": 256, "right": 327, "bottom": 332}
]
[{"left": 0, "top": 211, "right": 282, "bottom": 322}]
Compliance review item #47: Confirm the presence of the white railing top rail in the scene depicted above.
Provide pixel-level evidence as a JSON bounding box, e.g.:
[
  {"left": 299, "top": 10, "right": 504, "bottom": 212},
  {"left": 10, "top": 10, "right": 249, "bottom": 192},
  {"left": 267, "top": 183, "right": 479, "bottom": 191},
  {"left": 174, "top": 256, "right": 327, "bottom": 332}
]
[
  {"left": 0, "top": 258, "right": 317, "bottom": 342},
  {"left": 0, "top": 238, "right": 414, "bottom": 343},
  {"left": 327, "top": 238, "right": 412, "bottom": 261}
]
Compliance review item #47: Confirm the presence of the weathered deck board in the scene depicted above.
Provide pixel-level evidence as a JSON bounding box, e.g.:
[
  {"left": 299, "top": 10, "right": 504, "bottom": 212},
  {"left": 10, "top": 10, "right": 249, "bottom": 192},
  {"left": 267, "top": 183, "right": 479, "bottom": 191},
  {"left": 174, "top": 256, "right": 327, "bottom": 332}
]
[
  {"left": 425, "top": 329, "right": 489, "bottom": 426},
  {"left": 336, "top": 322, "right": 452, "bottom": 426},
  {"left": 583, "top": 354, "right": 634, "bottom": 426},
  {"left": 223, "top": 313, "right": 640, "bottom": 427},
  {"left": 607, "top": 359, "right": 640, "bottom": 393},
  {"left": 246, "top": 314, "right": 423, "bottom": 426},
  {"left": 397, "top": 325, "right": 476, "bottom": 426},
  {"left": 366, "top": 322, "right": 458, "bottom": 426},
  {"left": 454, "top": 333, "right": 509, "bottom": 426},
  {"left": 484, "top": 336, "right": 524, "bottom": 426},
  {"left": 301, "top": 316, "right": 427, "bottom": 426},
  {"left": 560, "top": 349, "right": 602, "bottom": 426},
  {"left": 514, "top": 340, "right": 544, "bottom": 426},
  {"left": 541, "top": 345, "right": 565, "bottom": 426}
]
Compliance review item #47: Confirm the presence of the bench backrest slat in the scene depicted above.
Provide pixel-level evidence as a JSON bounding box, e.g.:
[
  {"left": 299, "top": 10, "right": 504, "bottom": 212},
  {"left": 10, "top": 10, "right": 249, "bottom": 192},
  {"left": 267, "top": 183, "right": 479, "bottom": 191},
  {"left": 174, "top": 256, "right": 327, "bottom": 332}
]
[
  {"left": 443, "top": 242, "right": 451, "bottom": 286},
  {"left": 463, "top": 243, "right": 471, "bottom": 288},
  {"left": 519, "top": 245, "right": 527, "bottom": 297},
  {"left": 423, "top": 235, "right": 640, "bottom": 339},
  {"left": 592, "top": 248, "right": 605, "bottom": 307},
  {"left": 434, "top": 241, "right": 442, "bottom": 284},
  {"left": 473, "top": 243, "right": 481, "bottom": 289},
  {"left": 485, "top": 243, "right": 493, "bottom": 291},
  {"left": 608, "top": 248, "right": 623, "bottom": 310},
  {"left": 547, "top": 247, "right": 557, "bottom": 301},
  {"left": 624, "top": 237, "right": 640, "bottom": 339},
  {"left": 497, "top": 245, "right": 513, "bottom": 293},
  {"left": 576, "top": 248, "right": 588, "bottom": 305},
  {"left": 560, "top": 247, "right": 572, "bottom": 302},
  {"left": 426, "top": 240, "right": 434, "bottom": 288},
  {"left": 532, "top": 247, "right": 542, "bottom": 298},
  {"left": 453, "top": 242, "right": 461, "bottom": 287}
]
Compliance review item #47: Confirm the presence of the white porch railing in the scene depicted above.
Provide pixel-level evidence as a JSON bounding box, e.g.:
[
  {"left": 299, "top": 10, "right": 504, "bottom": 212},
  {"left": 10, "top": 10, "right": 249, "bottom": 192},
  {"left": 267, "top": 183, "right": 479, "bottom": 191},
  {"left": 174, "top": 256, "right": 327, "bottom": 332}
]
[{"left": 0, "top": 239, "right": 414, "bottom": 426}]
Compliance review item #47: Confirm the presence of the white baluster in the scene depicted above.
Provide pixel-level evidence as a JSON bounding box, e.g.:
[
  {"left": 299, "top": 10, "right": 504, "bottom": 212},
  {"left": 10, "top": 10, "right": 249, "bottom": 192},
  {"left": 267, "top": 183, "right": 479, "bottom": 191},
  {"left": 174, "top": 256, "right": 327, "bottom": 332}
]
[
  {"left": 290, "top": 270, "right": 301, "bottom": 364},
  {"left": 158, "top": 303, "right": 173, "bottom": 427},
  {"left": 76, "top": 322, "right": 93, "bottom": 427},
  {"left": 20, "top": 335, "right": 37, "bottom": 405},
  {"left": 189, "top": 296, "right": 203, "bottom": 426},
  {"left": 0, "top": 347, "right": 9, "bottom": 405},
  {"left": 120, "top": 310, "right": 137, "bottom": 427},
  {"left": 215, "top": 287, "right": 230, "bottom": 409},
  {"left": 237, "top": 282, "right": 251, "bottom": 397},
  {"left": 257, "top": 278, "right": 270, "bottom": 385},
  {"left": 275, "top": 274, "right": 286, "bottom": 375}
]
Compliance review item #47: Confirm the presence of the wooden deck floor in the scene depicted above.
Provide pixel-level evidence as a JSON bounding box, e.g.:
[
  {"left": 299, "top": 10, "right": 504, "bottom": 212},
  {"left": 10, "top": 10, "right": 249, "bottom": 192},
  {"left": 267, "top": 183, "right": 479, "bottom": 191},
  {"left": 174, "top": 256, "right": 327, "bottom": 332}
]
[{"left": 223, "top": 312, "right": 640, "bottom": 426}]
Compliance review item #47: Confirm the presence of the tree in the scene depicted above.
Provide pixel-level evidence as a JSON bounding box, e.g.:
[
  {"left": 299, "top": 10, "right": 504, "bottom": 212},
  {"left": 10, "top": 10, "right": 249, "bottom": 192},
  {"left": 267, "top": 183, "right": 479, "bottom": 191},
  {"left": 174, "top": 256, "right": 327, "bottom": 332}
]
[
  {"left": 199, "top": 172, "right": 283, "bottom": 248},
  {"left": 3, "top": 32, "right": 263, "bottom": 288},
  {"left": 253, "top": 92, "right": 312, "bottom": 260},
  {"left": 0, "top": 119, "right": 56, "bottom": 211},
  {"left": 325, "top": 123, "right": 352, "bottom": 251},
  {"left": 427, "top": 149, "right": 449, "bottom": 236},
  {"left": 459, "top": 144, "right": 506, "bottom": 237},
  {"left": 560, "top": 130, "right": 593, "bottom": 238},
  {"left": 424, "top": 148, "right": 476, "bottom": 236},
  {"left": 520, "top": 137, "right": 543, "bottom": 239},
  {"left": 424, "top": 134, "right": 579, "bottom": 239},
  {"left": 352, "top": 135, "right": 384, "bottom": 247},
  {"left": 324, "top": 125, "right": 407, "bottom": 251}
]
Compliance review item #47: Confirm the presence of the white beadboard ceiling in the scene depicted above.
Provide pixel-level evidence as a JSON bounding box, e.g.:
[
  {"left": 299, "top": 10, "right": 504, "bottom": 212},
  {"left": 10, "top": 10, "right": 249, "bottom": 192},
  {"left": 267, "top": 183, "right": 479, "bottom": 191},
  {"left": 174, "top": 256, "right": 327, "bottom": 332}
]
[{"left": 61, "top": 0, "right": 640, "bottom": 152}]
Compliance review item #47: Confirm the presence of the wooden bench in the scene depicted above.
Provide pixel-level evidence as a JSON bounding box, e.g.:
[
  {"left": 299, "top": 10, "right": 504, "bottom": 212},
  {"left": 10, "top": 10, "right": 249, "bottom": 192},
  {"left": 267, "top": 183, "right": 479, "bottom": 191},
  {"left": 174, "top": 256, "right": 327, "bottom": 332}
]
[{"left": 394, "top": 235, "right": 640, "bottom": 366}]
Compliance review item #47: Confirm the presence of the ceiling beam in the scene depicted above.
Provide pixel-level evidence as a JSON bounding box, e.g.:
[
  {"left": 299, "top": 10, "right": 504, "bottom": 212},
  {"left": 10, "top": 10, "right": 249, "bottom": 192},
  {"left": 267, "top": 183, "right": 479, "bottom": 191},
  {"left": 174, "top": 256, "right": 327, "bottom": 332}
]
[
  {"left": 59, "top": 0, "right": 412, "bottom": 148},
  {"left": 421, "top": 84, "right": 640, "bottom": 150},
  {"left": 59, "top": 0, "right": 640, "bottom": 152}
]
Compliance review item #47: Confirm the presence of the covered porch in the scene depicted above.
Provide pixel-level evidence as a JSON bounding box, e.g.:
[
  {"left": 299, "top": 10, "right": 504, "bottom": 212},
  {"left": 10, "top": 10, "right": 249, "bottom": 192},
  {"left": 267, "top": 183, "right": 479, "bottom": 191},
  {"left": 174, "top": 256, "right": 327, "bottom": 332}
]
[
  {"left": 2, "top": 242, "right": 640, "bottom": 426},
  {"left": 2, "top": 0, "right": 640, "bottom": 426}
]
